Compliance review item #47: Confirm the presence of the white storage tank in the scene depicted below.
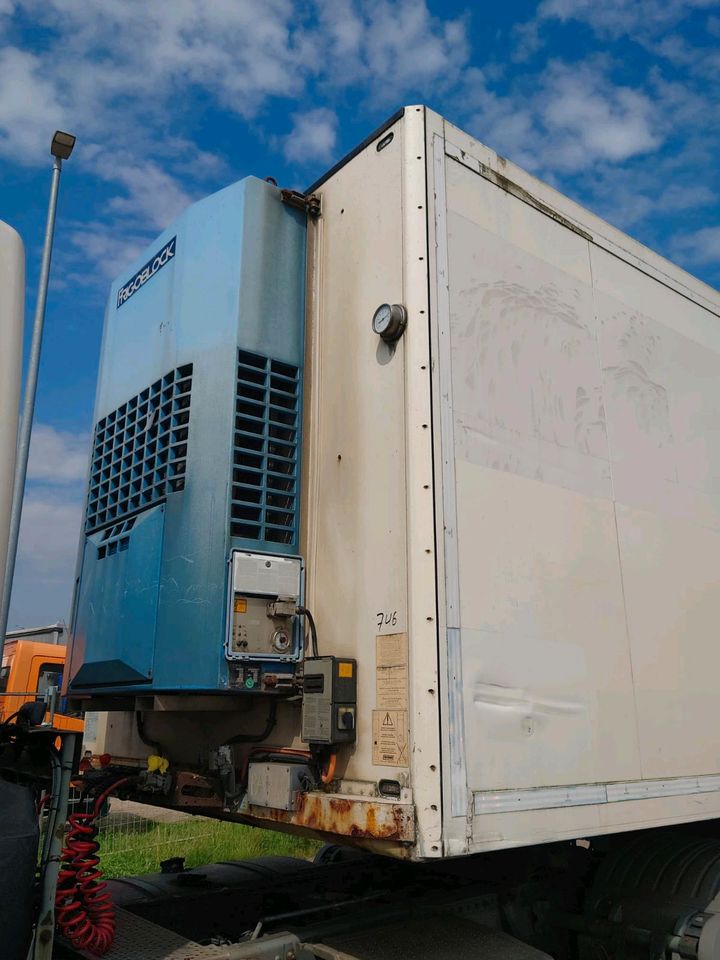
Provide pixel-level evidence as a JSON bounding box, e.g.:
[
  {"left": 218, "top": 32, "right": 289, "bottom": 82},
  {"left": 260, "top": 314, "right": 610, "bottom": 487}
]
[{"left": 0, "top": 222, "right": 24, "bottom": 596}]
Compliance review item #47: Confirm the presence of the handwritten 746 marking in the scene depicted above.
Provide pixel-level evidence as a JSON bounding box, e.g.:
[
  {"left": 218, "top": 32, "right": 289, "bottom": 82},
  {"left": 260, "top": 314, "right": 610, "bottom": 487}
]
[{"left": 376, "top": 610, "right": 398, "bottom": 629}]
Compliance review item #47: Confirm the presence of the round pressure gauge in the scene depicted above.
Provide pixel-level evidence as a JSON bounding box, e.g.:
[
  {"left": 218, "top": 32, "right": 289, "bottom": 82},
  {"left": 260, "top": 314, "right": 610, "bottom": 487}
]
[
  {"left": 272, "top": 629, "right": 291, "bottom": 653},
  {"left": 372, "top": 303, "right": 407, "bottom": 343}
]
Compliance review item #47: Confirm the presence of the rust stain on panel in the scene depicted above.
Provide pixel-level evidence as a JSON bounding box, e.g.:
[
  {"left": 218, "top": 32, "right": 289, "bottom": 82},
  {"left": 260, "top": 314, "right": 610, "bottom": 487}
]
[{"left": 247, "top": 792, "right": 415, "bottom": 842}]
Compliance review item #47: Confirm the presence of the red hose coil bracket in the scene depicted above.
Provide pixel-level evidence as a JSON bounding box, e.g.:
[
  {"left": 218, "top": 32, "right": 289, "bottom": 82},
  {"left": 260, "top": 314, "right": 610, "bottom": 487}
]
[{"left": 55, "top": 778, "right": 129, "bottom": 956}]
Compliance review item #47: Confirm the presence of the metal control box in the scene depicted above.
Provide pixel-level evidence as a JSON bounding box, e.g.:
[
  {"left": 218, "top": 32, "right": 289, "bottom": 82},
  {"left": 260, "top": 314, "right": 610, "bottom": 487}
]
[
  {"left": 301, "top": 657, "right": 357, "bottom": 745},
  {"left": 247, "top": 762, "right": 313, "bottom": 811},
  {"left": 226, "top": 551, "right": 302, "bottom": 661}
]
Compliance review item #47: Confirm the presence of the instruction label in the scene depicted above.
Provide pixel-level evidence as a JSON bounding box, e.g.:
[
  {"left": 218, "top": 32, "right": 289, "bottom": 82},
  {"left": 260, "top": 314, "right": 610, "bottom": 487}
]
[
  {"left": 372, "top": 709, "right": 409, "bottom": 767},
  {"left": 376, "top": 632, "right": 408, "bottom": 711}
]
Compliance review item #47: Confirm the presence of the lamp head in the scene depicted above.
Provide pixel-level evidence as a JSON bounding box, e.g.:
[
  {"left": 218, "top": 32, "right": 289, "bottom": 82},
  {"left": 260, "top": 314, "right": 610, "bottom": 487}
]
[{"left": 51, "top": 131, "right": 76, "bottom": 160}]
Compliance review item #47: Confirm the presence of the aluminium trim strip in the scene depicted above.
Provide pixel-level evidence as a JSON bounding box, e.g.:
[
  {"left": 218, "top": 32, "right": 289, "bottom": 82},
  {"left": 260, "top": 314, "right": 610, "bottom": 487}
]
[
  {"left": 432, "top": 132, "right": 467, "bottom": 819},
  {"left": 474, "top": 774, "right": 720, "bottom": 814}
]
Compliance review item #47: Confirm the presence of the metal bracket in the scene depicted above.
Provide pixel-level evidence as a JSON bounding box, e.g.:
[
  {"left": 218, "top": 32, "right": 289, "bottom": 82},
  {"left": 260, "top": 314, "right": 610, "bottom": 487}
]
[{"left": 281, "top": 188, "right": 321, "bottom": 218}]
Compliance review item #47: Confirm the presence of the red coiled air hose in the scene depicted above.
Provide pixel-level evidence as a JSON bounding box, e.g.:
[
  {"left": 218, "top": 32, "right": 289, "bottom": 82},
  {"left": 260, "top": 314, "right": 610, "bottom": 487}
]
[{"left": 55, "top": 778, "right": 129, "bottom": 956}]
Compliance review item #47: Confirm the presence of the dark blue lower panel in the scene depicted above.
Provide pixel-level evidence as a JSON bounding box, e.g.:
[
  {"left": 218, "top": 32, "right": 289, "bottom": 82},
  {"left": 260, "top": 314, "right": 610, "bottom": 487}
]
[{"left": 71, "top": 504, "right": 165, "bottom": 689}]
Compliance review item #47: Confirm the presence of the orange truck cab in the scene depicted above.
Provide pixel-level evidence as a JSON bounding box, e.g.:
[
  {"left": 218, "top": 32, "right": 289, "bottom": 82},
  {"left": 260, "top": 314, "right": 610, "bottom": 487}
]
[{"left": 1, "top": 627, "right": 83, "bottom": 732}]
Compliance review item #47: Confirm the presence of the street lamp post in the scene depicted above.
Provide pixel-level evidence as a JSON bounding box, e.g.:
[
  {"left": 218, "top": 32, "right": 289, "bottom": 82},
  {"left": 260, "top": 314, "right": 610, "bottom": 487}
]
[{"left": 0, "top": 130, "right": 76, "bottom": 658}]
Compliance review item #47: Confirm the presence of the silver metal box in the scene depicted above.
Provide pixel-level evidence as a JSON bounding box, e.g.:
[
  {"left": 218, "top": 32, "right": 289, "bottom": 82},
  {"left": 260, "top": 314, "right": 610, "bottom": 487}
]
[
  {"left": 247, "top": 762, "right": 312, "bottom": 811},
  {"left": 225, "top": 551, "right": 302, "bottom": 662}
]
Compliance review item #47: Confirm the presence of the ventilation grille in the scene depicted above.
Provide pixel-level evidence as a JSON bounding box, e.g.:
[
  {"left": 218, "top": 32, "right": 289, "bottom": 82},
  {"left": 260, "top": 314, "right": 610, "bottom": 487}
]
[
  {"left": 232, "top": 350, "right": 300, "bottom": 546},
  {"left": 86, "top": 364, "right": 193, "bottom": 532},
  {"left": 97, "top": 517, "right": 136, "bottom": 559}
]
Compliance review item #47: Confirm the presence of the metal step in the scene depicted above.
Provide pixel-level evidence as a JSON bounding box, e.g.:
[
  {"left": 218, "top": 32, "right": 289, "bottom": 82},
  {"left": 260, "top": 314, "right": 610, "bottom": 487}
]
[
  {"left": 76, "top": 908, "right": 228, "bottom": 960},
  {"left": 317, "top": 917, "right": 552, "bottom": 960}
]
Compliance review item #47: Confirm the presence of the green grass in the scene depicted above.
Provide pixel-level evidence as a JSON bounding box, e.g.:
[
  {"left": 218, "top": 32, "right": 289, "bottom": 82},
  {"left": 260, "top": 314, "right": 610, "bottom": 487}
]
[{"left": 96, "top": 815, "right": 321, "bottom": 878}]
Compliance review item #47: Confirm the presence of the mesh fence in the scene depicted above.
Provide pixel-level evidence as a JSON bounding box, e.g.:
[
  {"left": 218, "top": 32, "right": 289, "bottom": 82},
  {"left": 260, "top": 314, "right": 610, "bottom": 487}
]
[
  {"left": 94, "top": 800, "right": 221, "bottom": 877},
  {"left": 58, "top": 795, "right": 321, "bottom": 878}
]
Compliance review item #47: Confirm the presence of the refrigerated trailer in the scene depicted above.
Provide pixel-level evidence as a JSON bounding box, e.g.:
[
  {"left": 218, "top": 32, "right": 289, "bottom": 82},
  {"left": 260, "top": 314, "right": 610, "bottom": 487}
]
[{"left": 62, "top": 105, "right": 720, "bottom": 957}]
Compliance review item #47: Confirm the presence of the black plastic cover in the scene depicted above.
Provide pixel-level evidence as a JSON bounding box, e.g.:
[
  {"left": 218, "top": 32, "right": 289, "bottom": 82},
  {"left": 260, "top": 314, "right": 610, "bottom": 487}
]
[{"left": 0, "top": 779, "right": 39, "bottom": 960}]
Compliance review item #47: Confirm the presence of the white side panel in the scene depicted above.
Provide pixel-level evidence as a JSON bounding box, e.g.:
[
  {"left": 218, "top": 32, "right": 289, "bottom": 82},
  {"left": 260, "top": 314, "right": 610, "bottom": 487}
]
[
  {"left": 442, "top": 167, "right": 638, "bottom": 792},
  {"left": 438, "top": 137, "right": 720, "bottom": 851},
  {"left": 456, "top": 463, "right": 639, "bottom": 790},
  {"left": 616, "top": 507, "right": 720, "bottom": 778},
  {"left": 0, "top": 222, "right": 24, "bottom": 595}
]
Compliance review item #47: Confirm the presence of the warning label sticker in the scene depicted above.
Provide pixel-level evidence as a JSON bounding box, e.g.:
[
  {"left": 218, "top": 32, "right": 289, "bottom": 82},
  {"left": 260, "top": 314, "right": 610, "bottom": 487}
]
[
  {"left": 372, "top": 709, "right": 409, "bottom": 767},
  {"left": 376, "top": 632, "right": 408, "bottom": 711}
]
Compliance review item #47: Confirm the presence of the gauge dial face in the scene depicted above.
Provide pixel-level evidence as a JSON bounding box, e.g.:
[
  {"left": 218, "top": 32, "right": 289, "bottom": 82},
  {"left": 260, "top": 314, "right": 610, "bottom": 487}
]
[
  {"left": 371, "top": 302, "right": 407, "bottom": 342},
  {"left": 372, "top": 303, "right": 393, "bottom": 336}
]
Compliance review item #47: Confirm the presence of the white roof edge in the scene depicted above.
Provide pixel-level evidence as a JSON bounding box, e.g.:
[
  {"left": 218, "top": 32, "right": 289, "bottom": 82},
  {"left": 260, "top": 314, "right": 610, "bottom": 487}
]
[{"left": 433, "top": 109, "right": 720, "bottom": 317}]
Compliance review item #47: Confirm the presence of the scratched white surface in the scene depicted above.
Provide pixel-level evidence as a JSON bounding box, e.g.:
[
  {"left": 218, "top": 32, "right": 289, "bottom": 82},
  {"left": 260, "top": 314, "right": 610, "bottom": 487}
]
[{"left": 445, "top": 155, "right": 720, "bottom": 795}]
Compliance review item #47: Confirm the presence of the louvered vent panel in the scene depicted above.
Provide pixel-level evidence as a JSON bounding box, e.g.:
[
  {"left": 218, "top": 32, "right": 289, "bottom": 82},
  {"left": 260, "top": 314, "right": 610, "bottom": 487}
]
[
  {"left": 232, "top": 350, "right": 300, "bottom": 546},
  {"left": 85, "top": 364, "right": 193, "bottom": 532}
]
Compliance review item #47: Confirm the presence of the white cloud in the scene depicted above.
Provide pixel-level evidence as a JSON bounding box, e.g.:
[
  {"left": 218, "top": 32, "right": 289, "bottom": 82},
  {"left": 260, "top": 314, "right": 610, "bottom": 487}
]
[
  {"left": 0, "top": 0, "right": 471, "bottom": 276},
  {"left": 16, "top": 488, "right": 83, "bottom": 570},
  {"left": 102, "top": 160, "right": 194, "bottom": 231},
  {"left": 536, "top": 0, "right": 718, "bottom": 38},
  {"left": 9, "top": 425, "right": 87, "bottom": 627},
  {"left": 318, "top": 0, "right": 469, "bottom": 97},
  {"left": 283, "top": 109, "right": 338, "bottom": 164},
  {"left": 541, "top": 62, "right": 660, "bottom": 166},
  {"left": 465, "top": 59, "right": 661, "bottom": 175},
  {"left": 659, "top": 182, "right": 715, "bottom": 212},
  {"left": 0, "top": 48, "right": 68, "bottom": 164},
  {"left": 671, "top": 226, "right": 720, "bottom": 266},
  {"left": 9, "top": 487, "right": 83, "bottom": 628},
  {"left": 27, "top": 424, "right": 89, "bottom": 484},
  {"left": 65, "top": 224, "right": 151, "bottom": 282}
]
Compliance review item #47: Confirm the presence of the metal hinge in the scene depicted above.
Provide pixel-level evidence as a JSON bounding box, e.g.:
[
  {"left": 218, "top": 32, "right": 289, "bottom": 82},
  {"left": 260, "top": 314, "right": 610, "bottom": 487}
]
[{"left": 281, "top": 188, "right": 321, "bottom": 218}]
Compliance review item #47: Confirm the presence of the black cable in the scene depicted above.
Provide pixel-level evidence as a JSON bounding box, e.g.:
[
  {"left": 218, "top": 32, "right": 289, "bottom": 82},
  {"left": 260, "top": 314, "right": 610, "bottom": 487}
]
[
  {"left": 297, "top": 606, "right": 319, "bottom": 658},
  {"left": 38, "top": 744, "right": 61, "bottom": 879},
  {"left": 135, "top": 711, "right": 162, "bottom": 755},
  {"left": 224, "top": 700, "right": 278, "bottom": 745}
]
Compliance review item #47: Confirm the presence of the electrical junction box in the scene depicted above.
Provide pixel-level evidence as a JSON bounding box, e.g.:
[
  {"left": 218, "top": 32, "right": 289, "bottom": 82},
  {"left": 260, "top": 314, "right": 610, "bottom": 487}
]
[
  {"left": 301, "top": 657, "right": 357, "bottom": 746},
  {"left": 247, "top": 762, "right": 314, "bottom": 811},
  {"left": 226, "top": 551, "right": 302, "bottom": 662}
]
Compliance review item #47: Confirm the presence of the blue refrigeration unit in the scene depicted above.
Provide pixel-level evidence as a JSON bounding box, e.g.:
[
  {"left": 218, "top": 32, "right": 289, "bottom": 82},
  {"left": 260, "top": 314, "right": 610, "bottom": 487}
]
[{"left": 67, "top": 177, "right": 307, "bottom": 696}]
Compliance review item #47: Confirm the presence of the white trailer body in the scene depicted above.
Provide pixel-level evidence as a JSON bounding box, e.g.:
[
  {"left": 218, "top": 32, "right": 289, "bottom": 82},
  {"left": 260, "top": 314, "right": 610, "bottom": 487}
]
[
  {"left": 298, "top": 105, "right": 720, "bottom": 857},
  {"left": 0, "top": 222, "right": 24, "bottom": 595},
  {"left": 77, "top": 106, "right": 720, "bottom": 862}
]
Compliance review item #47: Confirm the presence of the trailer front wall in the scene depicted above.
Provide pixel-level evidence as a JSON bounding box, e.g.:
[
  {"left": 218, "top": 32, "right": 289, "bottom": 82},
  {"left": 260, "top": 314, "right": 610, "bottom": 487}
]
[
  {"left": 432, "top": 119, "right": 720, "bottom": 853},
  {"left": 303, "top": 118, "right": 409, "bottom": 786}
]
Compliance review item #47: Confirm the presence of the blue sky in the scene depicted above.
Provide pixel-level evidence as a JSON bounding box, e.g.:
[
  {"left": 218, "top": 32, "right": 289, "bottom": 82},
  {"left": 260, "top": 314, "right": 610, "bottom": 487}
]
[{"left": 2, "top": 0, "right": 719, "bottom": 628}]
